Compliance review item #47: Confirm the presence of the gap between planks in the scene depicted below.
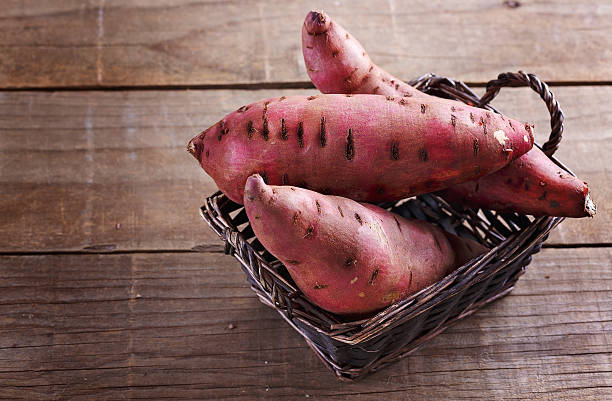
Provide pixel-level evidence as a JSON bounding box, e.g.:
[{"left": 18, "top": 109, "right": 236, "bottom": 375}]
[
  {"left": 1, "top": 81, "right": 612, "bottom": 92},
  {"left": 0, "top": 243, "right": 609, "bottom": 257}
]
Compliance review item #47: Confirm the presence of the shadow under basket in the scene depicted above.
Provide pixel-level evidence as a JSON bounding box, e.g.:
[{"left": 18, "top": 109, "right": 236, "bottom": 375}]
[{"left": 199, "top": 71, "right": 570, "bottom": 381}]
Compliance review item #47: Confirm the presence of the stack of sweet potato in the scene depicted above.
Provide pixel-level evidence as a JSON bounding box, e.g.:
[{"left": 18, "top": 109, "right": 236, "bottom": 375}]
[{"left": 187, "top": 12, "right": 594, "bottom": 316}]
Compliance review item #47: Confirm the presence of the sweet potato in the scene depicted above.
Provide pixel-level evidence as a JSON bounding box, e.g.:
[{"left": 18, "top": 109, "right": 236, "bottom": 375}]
[
  {"left": 188, "top": 94, "right": 533, "bottom": 204},
  {"left": 243, "top": 174, "right": 487, "bottom": 315},
  {"left": 302, "top": 11, "right": 422, "bottom": 98},
  {"left": 438, "top": 148, "right": 596, "bottom": 217},
  {"left": 301, "top": 10, "right": 595, "bottom": 218}
]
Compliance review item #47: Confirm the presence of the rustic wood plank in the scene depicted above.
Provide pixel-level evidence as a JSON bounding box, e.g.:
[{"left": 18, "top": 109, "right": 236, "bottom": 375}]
[
  {"left": 0, "top": 86, "right": 609, "bottom": 252},
  {"left": 1, "top": 0, "right": 610, "bottom": 88},
  {"left": 0, "top": 248, "right": 610, "bottom": 399}
]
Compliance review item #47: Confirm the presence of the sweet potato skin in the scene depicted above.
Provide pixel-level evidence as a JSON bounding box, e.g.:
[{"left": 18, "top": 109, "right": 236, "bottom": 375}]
[
  {"left": 438, "top": 148, "right": 596, "bottom": 217},
  {"left": 302, "top": 11, "right": 422, "bottom": 98},
  {"left": 243, "top": 175, "right": 487, "bottom": 315},
  {"left": 188, "top": 94, "right": 533, "bottom": 204},
  {"left": 302, "top": 10, "right": 595, "bottom": 218}
]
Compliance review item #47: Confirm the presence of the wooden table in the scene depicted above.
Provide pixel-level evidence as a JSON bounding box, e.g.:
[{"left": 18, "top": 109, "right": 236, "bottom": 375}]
[{"left": 1, "top": 1, "right": 610, "bottom": 399}]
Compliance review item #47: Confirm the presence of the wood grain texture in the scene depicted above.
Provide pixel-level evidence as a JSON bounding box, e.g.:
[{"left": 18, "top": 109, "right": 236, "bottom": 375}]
[
  {"left": 0, "top": 248, "right": 610, "bottom": 400},
  {"left": 1, "top": 86, "right": 609, "bottom": 252},
  {"left": 1, "top": 0, "right": 611, "bottom": 88}
]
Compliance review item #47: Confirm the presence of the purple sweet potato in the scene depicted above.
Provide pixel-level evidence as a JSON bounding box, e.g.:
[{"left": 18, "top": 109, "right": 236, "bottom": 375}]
[
  {"left": 243, "top": 174, "right": 487, "bottom": 315},
  {"left": 302, "top": 11, "right": 422, "bottom": 98},
  {"left": 438, "top": 148, "right": 596, "bottom": 217},
  {"left": 188, "top": 94, "right": 533, "bottom": 204},
  {"left": 301, "top": 10, "right": 595, "bottom": 218}
]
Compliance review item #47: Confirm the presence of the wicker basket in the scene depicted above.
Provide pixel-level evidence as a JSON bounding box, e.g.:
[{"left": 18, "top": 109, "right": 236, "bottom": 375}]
[{"left": 199, "top": 71, "right": 569, "bottom": 381}]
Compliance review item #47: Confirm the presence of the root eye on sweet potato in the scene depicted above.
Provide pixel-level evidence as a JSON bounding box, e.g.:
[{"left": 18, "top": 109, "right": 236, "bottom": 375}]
[
  {"left": 188, "top": 94, "right": 533, "bottom": 205},
  {"left": 243, "top": 174, "right": 487, "bottom": 315}
]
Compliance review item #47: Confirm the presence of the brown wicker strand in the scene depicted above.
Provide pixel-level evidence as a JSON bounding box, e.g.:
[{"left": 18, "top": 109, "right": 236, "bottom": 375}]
[{"left": 480, "top": 71, "right": 564, "bottom": 156}]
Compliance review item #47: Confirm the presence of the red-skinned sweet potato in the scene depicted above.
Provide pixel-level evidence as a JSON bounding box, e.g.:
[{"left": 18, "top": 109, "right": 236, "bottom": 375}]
[
  {"left": 301, "top": 10, "right": 595, "bottom": 218},
  {"left": 302, "top": 11, "right": 422, "bottom": 98},
  {"left": 438, "top": 148, "right": 596, "bottom": 217},
  {"left": 243, "top": 174, "right": 487, "bottom": 315},
  {"left": 188, "top": 94, "right": 533, "bottom": 204}
]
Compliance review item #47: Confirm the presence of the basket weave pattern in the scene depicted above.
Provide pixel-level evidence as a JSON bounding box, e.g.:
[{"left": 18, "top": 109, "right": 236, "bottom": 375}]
[{"left": 200, "top": 72, "right": 568, "bottom": 381}]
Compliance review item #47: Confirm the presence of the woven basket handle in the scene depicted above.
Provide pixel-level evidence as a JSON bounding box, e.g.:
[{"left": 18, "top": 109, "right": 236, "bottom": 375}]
[{"left": 479, "top": 71, "right": 564, "bottom": 157}]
